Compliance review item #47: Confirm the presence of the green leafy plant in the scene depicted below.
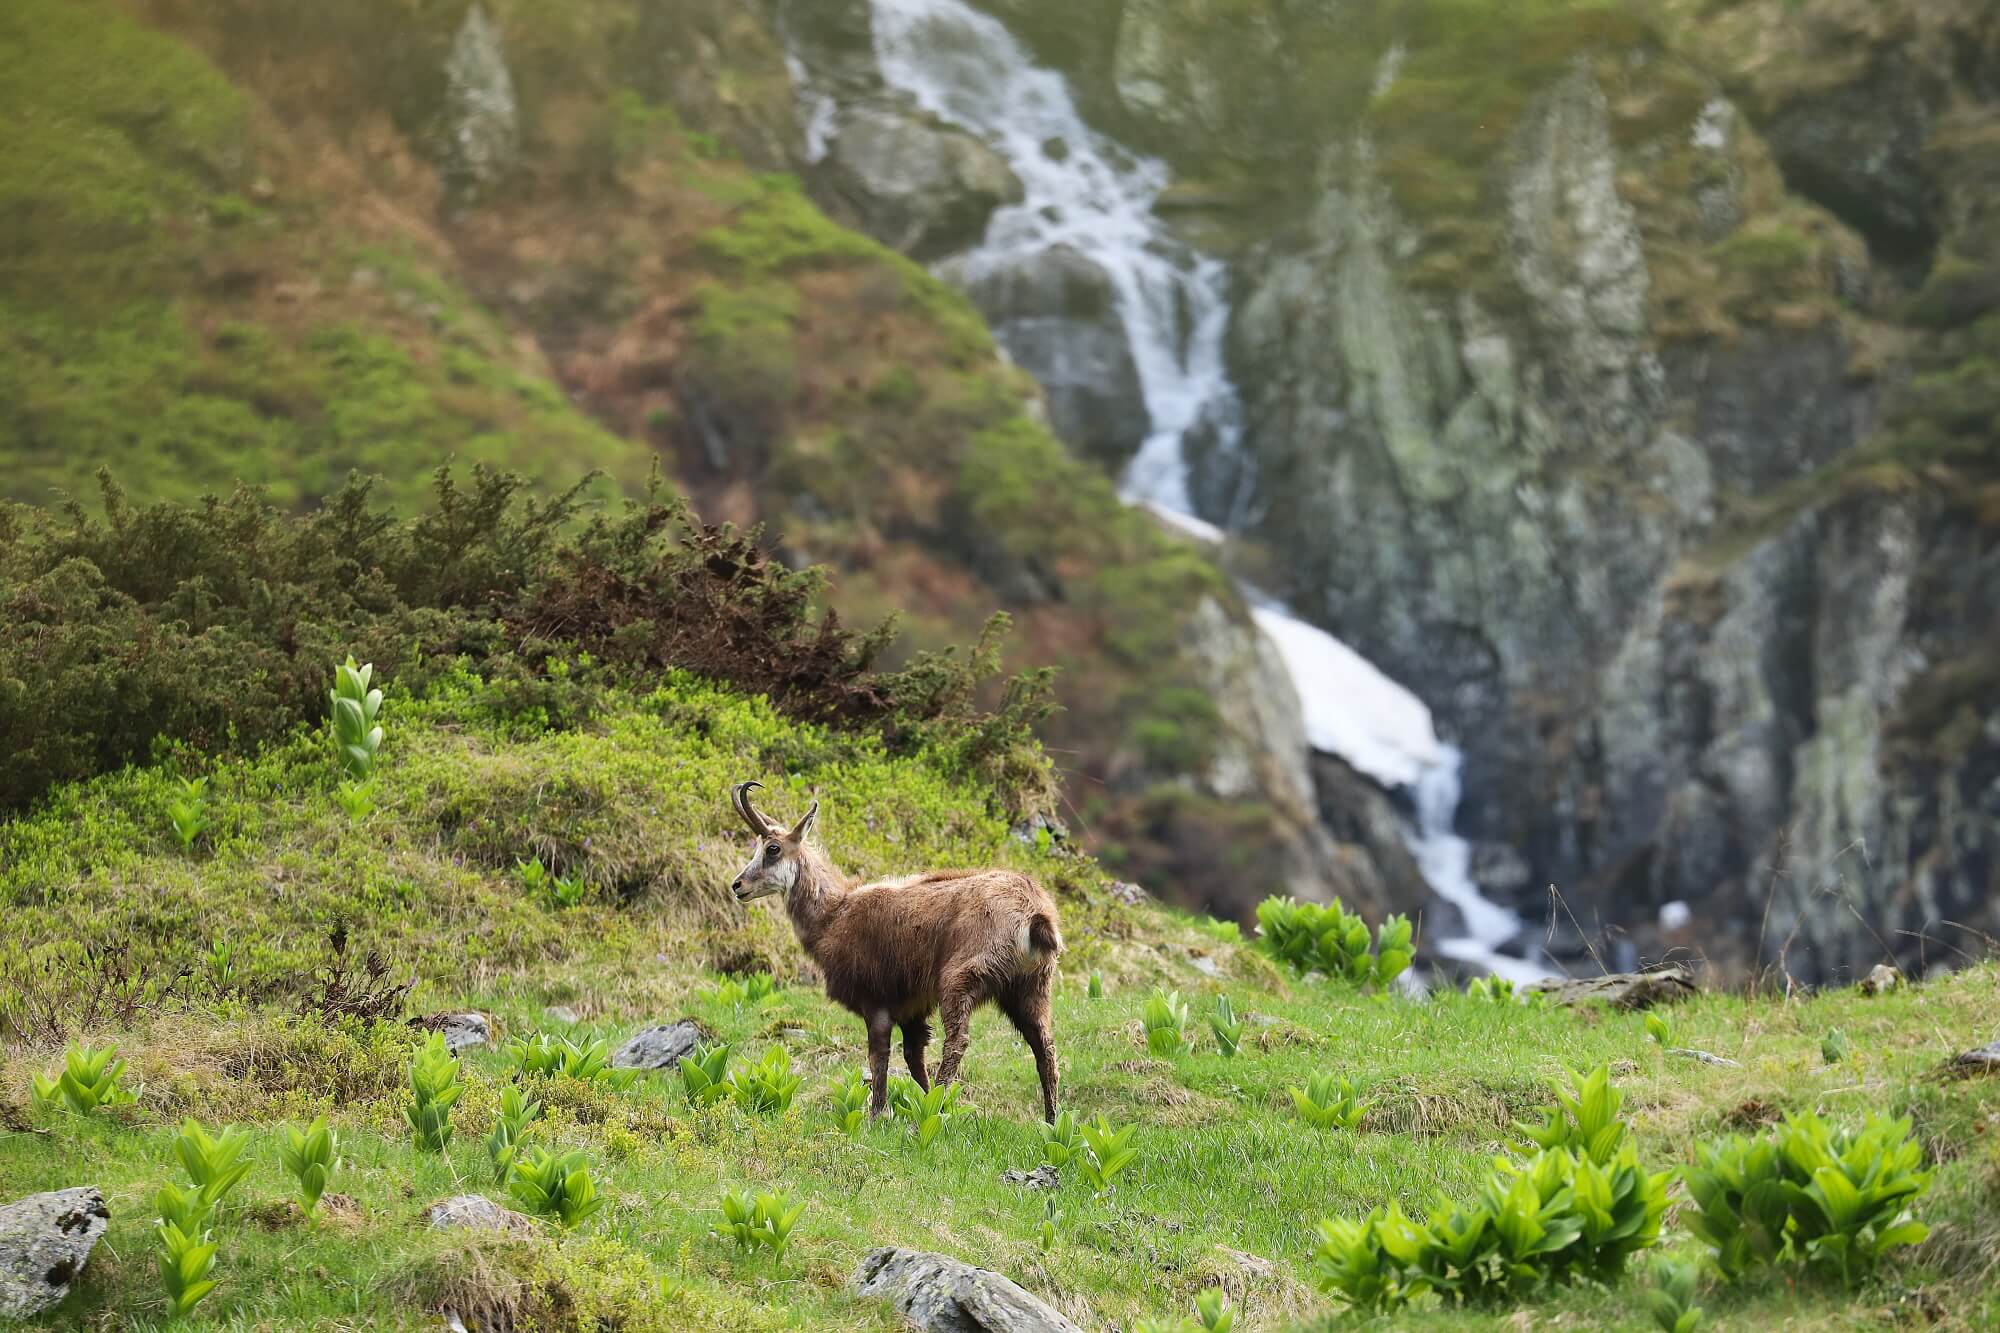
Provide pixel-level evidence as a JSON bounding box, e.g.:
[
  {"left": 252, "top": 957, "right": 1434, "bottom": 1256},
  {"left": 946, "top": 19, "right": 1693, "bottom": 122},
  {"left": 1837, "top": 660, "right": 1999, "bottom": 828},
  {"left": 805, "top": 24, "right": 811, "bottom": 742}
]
[
  {"left": 1253, "top": 896, "right": 1411, "bottom": 988},
  {"left": 1645, "top": 1255, "right": 1704, "bottom": 1332},
  {"left": 729, "top": 1046, "right": 804, "bottom": 1114},
  {"left": 486, "top": 1085, "right": 543, "bottom": 1185},
  {"left": 1644, "top": 1012, "right": 1674, "bottom": 1046},
  {"left": 335, "top": 778, "right": 376, "bottom": 821},
  {"left": 711, "top": 971, "right": 779, "bottom": 1007},
  {"left": 679, "top": 1041, "right": 733, "bottom": 1107},
  {"left": 717, "top": 1189, "right": 805, "bottom": 1267},
  {"left": 1039, "top": 1110, "right": 1083, "bottom": 1169},
  {"left": 1470, "top": 975, "right": 1539, "bottom": 1004},
  {"left": 1087, "top": 971, "right": 1104, "bottom": 999},
  {"left": 1077, "top": 1114, "right": 1139, "bottom": 1194},
  {"left": 30, "top": 1041, "right": 136, "bottom": 1115},
  {"left": 1515, "top": 1064, "right": 1627, "bottom": 1164},
  {"left": 172, "top": 1120, "right": 254, "bottom": 1208},
  {"left": 1038, "top": 1197, "right": 1063, "bottom": 1253},
  {"left": 1821, "top": 1028, "right": 1850, "bottom": 1064},
  {"left": 503, "top": 1034, "right": 636, "bottom": 1089},
  {"left": 831, "top": 1069, "right": 869, "bottom": 1135},
  {"left": 1142, "top": 988, "right": 1191, "bottom": 1057},
  {"left": 507, "top": 1146, "right": 605, "bottom": 1228},
  {"left": 1291, "top": 1072, "right": 1370, "bottom": 1131},
  {"left": 1196, "top": 916, "right": 1242, "bottom": 945},
  {"left": 1313, "top": 1141, "right": 1671, "bottom": 1312},
  {"left": 156, "top": 1215, "right": 220, "bottom": 1320},
  {"left": 515, "top": 856, "right": 587, "bottom": 909},
  {"left": 205, "top": 939, "right": 236, "bottom": 994},
  {"left": 166, "top": 776, "right": 207, "bottom": 852},
  {"left": 330, "top": 656, "right": 384, "bottom": 780},
  {"left": 278, "top": 1116, "right": 337, "bottom": 1216},
  {"left": 1682, "top": 1111, "right": 1930, "bottom": 1284},
  {"left": 890, "top": 1078, "right": 961, "bottom": 1147},
  {"left": 405, "top": 1033, "right": 463, "bottom": 1152}
]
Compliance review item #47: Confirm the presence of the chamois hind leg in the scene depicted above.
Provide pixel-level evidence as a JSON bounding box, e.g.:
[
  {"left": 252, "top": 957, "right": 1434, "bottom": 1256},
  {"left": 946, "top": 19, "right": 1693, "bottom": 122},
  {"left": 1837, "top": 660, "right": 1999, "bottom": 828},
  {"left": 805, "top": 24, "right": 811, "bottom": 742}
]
[
  {"left": 900, "top": 1018, "right": 932, "bottom": 1091},
  {"left": 999, "top": 977, "right": 1059, "bottom": 1123},
  {"left": 930, "top": 973, "right": 980, "bottom": 1092},
  {"left": 866, "top": 1009, "right": 894, "bottom": 1118}
]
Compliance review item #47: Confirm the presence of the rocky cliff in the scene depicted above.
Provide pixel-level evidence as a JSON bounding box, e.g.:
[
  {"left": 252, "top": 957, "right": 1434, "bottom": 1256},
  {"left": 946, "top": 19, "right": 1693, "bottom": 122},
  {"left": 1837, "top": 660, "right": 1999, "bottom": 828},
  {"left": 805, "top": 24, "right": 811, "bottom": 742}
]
[{"left": 907, "top": 0, "right": 2000, "bottom": 981}]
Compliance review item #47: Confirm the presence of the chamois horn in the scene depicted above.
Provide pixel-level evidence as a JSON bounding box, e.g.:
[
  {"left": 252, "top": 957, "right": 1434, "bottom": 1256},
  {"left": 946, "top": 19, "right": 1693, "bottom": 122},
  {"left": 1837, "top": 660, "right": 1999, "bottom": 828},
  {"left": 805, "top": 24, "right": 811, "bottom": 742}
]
[{"left": 731, "top": 781, "right": 781, "bottom": 837}]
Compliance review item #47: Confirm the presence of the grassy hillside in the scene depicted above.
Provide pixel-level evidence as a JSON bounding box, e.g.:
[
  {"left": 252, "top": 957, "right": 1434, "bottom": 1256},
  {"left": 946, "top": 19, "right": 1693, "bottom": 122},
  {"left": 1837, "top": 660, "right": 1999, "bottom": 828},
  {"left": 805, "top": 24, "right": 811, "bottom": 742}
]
[{"left": 3, "top": 673, "right": 1997, "bottom": 1330}]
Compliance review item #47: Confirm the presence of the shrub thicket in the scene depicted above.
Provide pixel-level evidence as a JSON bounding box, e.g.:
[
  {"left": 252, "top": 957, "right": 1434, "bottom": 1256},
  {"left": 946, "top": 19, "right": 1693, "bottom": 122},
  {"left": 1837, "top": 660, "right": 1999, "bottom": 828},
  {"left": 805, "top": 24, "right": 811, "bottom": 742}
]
[{"left": 0, "top": 467, "right": 1056, "bottom": 816}]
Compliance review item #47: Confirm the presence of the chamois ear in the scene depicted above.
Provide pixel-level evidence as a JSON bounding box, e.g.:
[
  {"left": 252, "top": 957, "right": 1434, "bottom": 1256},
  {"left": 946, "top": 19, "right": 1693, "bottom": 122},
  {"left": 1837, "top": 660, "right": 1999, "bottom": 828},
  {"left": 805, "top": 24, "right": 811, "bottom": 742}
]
[{"left": 789, "top": 800, "right": 818, "bottom": 841}]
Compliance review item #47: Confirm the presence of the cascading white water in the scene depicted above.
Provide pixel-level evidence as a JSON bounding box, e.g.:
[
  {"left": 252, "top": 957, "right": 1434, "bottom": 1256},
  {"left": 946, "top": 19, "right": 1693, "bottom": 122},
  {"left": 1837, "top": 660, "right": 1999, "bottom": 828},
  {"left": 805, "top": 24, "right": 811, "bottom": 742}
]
[
  {"left": 846, "top": 0, "right": 1545, "bottom": 979},
  {"left": 866, "top": 0, "right": 1233, "bottom": 513}
]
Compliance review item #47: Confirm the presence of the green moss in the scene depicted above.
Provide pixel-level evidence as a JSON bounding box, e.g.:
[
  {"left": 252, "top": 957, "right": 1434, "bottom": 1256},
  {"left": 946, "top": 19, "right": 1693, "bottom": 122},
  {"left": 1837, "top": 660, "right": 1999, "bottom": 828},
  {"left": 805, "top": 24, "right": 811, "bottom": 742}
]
[{"left": 1711, "top": 224, "right": 1815, "bottom": 280}]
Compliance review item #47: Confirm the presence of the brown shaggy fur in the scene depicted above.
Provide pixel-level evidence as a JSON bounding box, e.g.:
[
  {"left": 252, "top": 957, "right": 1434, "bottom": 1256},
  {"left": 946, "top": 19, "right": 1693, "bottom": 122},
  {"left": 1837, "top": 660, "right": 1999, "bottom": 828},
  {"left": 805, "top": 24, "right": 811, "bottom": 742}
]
[{"left": 728, "top": 783, "right": 1063, "bottom": 1120}]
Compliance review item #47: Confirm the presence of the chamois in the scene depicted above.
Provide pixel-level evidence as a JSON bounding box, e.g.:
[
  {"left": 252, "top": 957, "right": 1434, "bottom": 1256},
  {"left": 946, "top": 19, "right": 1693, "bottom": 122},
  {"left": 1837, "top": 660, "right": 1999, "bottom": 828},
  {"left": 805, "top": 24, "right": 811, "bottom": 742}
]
[{"left": 727, "top": 781, "right": 1063, "bottom": 1121}]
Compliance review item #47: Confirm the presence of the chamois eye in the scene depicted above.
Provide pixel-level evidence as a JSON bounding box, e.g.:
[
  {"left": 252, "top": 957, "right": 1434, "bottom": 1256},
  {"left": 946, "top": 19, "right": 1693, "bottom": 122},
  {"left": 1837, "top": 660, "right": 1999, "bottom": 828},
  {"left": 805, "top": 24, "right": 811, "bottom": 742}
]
[{"left": 765, "top": 843, "right": 782, "bottom": 861}]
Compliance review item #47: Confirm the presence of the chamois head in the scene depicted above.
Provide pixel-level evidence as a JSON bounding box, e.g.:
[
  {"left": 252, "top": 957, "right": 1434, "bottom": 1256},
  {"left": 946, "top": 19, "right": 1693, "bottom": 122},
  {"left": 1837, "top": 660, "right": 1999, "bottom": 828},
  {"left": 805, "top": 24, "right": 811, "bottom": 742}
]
[{"left": 728, "top": 781, "right": 818, "bottom": 902}]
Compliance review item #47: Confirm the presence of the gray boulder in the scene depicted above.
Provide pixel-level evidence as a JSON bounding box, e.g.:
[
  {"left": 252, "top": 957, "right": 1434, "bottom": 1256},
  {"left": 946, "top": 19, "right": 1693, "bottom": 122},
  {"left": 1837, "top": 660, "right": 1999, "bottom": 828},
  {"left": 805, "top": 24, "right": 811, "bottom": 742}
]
[
  {"left": 414, "top": 1012, "right": 490, "bottom": 1054},
  {"left": 819, "top": 105, "right": 1023, "bottom": 259},
  {"left": 945, "top": 244, "right": 1146, "bottom": 474},
  {"left": 0, "top": 1187, "right": 109, "bottom": 1319},
  {"left": 852, "top": 1247, "right": 1084, "bottom": 1333},
  {"left": 611, "top": 1019, "right": 708, "bottom": 1071},
  {"left": 425, "top": 1195, "right": 533, "bottom": 1236}
]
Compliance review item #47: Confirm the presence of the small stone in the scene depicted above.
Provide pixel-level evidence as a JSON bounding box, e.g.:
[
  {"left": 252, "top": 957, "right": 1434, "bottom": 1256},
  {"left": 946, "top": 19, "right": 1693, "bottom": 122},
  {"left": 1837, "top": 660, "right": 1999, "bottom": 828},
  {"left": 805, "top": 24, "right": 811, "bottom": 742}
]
[
  {"left": 1190, "top": 954, "right": 1221, "bottom": 977},
  {"left": 852, "top": 1247, "right": 1084, "bottom": 1333},
  {"left": 1103, "top": 880, "right": 1150, "bottom": 906},
  {"left": 0, "top": 1186, "right": 110, "bottom": 1319},
  {"left": 611, "top": 1019, "right": 708, "bottom": 1071},
  {"left": 544, "top": 1005, "right": 581, "bottom": 1024},
  {"left": 1860, "top": 963, "right": 1903, "bottom": 996},
  {"left": 1950, "top": 1038, "right": 2000, "bottom": 1075},
  {"left": 414, "top": 1012, "right": 490, "bottom": 1054},
  {"left": 1000, "top": 1165, "right": 1060, "bottom": 1191},
  {"left": 425, "top": 1195, "right": 534, "bottom": 1236},
  {"left": 1666, "top": 1047, "right": 1742, "bottom": 1068}
]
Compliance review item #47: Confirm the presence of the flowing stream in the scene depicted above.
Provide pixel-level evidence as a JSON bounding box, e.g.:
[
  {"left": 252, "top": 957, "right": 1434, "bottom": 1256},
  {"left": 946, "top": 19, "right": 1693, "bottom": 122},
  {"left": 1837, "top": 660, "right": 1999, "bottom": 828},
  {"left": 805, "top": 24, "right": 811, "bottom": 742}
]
[{"left": 837, "top": 0, "right": 1545, "bottom": 979}]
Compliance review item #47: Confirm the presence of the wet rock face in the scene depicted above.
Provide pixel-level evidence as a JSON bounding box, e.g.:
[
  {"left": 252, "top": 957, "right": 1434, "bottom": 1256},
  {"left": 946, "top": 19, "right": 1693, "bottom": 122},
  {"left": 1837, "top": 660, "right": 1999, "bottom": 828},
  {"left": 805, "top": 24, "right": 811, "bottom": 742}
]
[
  {"left": 817, "top": 105, "right": 1024, "bottom": 260},
  {"left": 945, "top": 245, "right": 1147, "bottom": 473},
  {"left": 438, "top": 4, "right": 518, "bottom": 203}
]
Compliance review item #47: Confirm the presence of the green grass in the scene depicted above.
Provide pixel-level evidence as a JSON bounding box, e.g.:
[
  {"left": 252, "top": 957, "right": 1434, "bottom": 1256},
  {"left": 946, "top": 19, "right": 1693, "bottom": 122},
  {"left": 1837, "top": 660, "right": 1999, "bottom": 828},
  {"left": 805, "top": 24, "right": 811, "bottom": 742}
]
[{"left": 4, "top": 676, "right": 1998, "bottom": 1330}]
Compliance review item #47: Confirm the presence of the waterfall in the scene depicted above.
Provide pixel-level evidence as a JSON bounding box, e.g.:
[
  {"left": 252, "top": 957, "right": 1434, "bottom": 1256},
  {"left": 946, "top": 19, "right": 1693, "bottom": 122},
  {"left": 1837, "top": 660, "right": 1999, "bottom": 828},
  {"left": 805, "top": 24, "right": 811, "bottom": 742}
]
[{"left": 830, "top": 0, "right": 1546, "bottom": 980}]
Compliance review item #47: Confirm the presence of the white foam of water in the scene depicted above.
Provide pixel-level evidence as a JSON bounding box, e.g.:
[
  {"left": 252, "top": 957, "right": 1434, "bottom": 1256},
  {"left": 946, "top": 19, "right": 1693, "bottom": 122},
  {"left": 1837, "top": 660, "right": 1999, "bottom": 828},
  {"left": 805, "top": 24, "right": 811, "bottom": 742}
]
[
  {"left": 1249, "top": 607, "right": 1445, "bottom": 791},
  {"left": 784, "top": 51, "right": 840, "bottom": 163},
  {"left": 867, "top": 0, "right": 1236, "bottom": 514},
  {"left": 1408, "top": 749, "right": 1546, "bottom": 982}
]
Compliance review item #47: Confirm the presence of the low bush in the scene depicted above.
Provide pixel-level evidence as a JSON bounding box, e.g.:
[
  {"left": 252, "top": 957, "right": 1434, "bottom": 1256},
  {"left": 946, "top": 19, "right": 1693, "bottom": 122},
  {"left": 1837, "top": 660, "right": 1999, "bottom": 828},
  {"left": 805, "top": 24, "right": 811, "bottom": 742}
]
[
  {"left": 1682, "top": 1111, "right": 1930, "bottom": 1284},
  {"left": 1254, "top": 896, "right": 1412, "bottom": 989}
]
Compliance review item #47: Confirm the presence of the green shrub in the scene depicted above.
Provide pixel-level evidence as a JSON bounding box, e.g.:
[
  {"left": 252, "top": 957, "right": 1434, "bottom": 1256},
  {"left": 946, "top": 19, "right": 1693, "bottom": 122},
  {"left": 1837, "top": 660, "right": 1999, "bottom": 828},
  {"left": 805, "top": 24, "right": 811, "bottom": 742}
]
[
  {"left": 166, "top": 777, "right": 207, "bottom": 852},
  {"left": 729, "top": 1047, "right": 803, "bottom": 1114},
  {"left": 890, "top": 1079, "right": 961, "bottom": 1148},
  {"left": 1515, "top": 1064, "right": 1628, "bottom": 1164},
  {"left": 1682, "top": 1111, "right": 1930, "bottom": 1284},
  {"left": 830, "top": 1069, "right": 869, "bottom": 1135},
  {"left": 717, "top": 1189, "right": 806, "bottom": 1266},
  {"left": 1142, "top": 988, "right": 1191, "bottom": 1057},
  {"left": 1313, "top": 1142, "right": 1670, "bottom": 1311},
  {"left": 508, "top": 1147, "right": 605, "bottom": 1229},
  {"left": 679, "top": 1041, "right": 733, "bottom": 1107},
  {"left": 30, "top": 1041, "right": 135, "bottom": 1114},
  {"left": 1077, "top": 1114, "right": 1139, "bottom": 1194},
  {"left": 0, "top": 469, "right": 1058, "bottom": 821},
  {"left": 1208, "top": 994, "right": 1243, "bottom": 1057},
  {"left": 330, "top": 657, "right": 385, "bottom": 780},
  {"left": 1038, "top": 1110, "right": 1083, "bottom": 1169},
  {"left": 1645, "top": 1256, "right": 1704, "bottom": 1332},
  {"left": 1254, "top": 897, "right": 1412, "bottom": 988},
  {"left": 1291, "top": 1073, "right": 1369, "bottom": 1131},
  {"left": 486, "top": 1085, "right": 543, "bottom": 1185},
  {"left": 278, "top": 1116, "right": 337, "bottom": 1216},
  {"left": 405, "top": 1033, "right": 463, "bottom": 1152}
]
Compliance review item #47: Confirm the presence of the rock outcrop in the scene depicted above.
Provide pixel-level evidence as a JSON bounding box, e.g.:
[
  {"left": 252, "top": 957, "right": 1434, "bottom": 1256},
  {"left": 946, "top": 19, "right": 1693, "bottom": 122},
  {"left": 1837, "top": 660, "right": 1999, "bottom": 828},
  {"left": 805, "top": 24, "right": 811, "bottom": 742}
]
[
  {"left": 817, "top": 104, "right": 1024, "bottom": 259},
  {"left": 851, "top": 1246, "right": 1085, "bottom": 1333},
  {"left": 0, "top": 1187, "right": 109, "bottom": 1320}
]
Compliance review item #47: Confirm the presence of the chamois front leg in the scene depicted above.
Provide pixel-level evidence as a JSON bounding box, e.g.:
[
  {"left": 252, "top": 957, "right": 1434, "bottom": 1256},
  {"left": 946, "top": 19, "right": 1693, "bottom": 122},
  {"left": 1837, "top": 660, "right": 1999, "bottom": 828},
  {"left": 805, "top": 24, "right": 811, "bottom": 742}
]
[
  {"left": 866, "top": 1009, "right": 894, "bottom": 1118},
  {"left": 930, "top": 975, "right": 978, "bottom": 1092}
]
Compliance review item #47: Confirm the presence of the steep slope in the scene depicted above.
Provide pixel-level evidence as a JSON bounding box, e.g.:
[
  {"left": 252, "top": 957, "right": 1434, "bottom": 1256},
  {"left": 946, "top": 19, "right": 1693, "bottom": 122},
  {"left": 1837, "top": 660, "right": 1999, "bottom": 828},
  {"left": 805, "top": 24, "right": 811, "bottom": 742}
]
[{"left": 0, "top": 0, "right": 1395, "bottom": 930}]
